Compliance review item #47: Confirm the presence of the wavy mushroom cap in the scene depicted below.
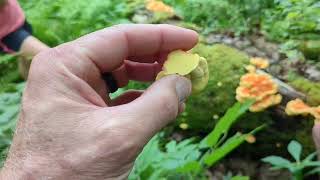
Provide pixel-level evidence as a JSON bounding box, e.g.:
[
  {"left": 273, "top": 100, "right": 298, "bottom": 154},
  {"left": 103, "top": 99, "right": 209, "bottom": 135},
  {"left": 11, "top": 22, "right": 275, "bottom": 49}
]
[
  {"left": 146, "top": 0, "right": 174, "bottom": 14},
  {"left": 285, "top": 99, "right": 312, "bottom": 116},
  {"left": 245, "top": 65, "right": 256, "bottom": 73},
  {"left": 250, "top": 57, "right": 269, "bottom": 69},
  {"left": 236, "top": 73, "right": 277, "bottom": 101},
  {"left": 311, "top": 107, "right": 320, "bottom": 124},
  {"left": 250, "top": 94, "right": 282, "bottom": 112}
]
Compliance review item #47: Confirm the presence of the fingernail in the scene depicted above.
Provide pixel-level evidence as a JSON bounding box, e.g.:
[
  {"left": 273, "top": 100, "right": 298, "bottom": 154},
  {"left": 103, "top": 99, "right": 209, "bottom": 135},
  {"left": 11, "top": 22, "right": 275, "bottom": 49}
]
[{"left": 175, "top": 77, "right": 192, "bottom": 103}]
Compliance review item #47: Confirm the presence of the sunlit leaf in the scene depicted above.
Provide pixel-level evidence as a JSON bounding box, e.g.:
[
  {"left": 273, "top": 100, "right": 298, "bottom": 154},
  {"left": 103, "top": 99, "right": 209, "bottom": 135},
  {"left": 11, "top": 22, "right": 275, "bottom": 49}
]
[
  {"left": 261, "top": 156, "right": 292, "bottom": 168},
  {"left": 288, "top": 140, "right": 302, "bottom": 162}
]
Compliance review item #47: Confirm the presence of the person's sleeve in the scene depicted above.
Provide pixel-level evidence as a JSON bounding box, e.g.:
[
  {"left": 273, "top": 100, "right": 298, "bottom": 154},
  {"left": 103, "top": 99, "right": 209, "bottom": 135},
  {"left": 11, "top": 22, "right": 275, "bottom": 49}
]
[{"left": 0, "top": 0, "right": 26, "bottom": 52}]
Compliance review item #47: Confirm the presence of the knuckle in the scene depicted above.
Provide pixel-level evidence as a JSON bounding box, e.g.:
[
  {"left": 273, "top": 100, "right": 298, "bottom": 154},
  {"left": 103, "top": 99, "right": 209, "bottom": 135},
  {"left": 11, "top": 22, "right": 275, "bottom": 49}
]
[
  {"left": 28, "top": 45, "right": 76, "bottom": 80},
  {"left": 158, "top": 92, "right": 179, "bottom": 118},
  {"left": 28, "top": 51, "right": 53, "bottom": 79},
  {"left": 96, "top": 124, "right": 143, "bottom": 162}
]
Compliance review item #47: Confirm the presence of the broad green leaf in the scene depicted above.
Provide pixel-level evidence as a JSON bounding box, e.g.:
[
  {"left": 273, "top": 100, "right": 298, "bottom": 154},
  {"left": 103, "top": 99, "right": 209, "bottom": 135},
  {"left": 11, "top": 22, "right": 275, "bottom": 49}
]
[
  {"left": 288, "top": 140, "right": 302, "bottom": 162},
  {"left": 261, "top": 156, "right": 292, "bottom": 168},
  {"left": 200, "top": 101, "right": 253, "bottom": 148}
]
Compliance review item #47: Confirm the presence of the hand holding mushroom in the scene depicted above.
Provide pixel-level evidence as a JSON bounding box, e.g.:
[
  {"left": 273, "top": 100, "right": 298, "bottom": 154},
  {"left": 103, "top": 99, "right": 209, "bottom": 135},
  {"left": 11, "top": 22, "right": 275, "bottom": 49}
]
[{"left": 156, "top": 50, "right": 209, "bottom": 94}]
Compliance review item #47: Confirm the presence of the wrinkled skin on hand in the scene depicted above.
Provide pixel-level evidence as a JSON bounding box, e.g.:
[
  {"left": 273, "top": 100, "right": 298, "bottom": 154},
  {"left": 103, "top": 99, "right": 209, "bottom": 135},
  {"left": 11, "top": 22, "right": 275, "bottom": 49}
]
[
  {"left": 156, "top": 50, "right": 209, "bottom": 94},
  {"left": 0, "top": 24, "right": 198, "bottom": 180}
]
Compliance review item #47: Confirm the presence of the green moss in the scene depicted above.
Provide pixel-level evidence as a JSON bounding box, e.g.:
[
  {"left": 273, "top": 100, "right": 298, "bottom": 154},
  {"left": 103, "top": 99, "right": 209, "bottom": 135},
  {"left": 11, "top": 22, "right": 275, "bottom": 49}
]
[
  {"left": 288, "top": 76, "right": 320, "bottom": 106},
  {"left": 181, "top": 44, "right": 249, "bottom": 130},
  {"left": 298, "top": 40, "right": 320, "bottom": 60}
]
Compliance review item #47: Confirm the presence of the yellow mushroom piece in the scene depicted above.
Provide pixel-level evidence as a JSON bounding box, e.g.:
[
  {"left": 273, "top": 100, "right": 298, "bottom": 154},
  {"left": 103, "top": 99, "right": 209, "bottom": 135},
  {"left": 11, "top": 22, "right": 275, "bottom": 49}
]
[
  {"left": 163, "top": 50, "right": 200, "bottom": 75},
  {"left": 156, "top": 50, "right": 209, "bottom": 94}
]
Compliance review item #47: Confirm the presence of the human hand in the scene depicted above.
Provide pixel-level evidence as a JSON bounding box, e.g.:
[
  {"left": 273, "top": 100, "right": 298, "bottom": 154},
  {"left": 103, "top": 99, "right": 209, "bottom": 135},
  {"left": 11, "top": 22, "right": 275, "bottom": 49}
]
[
  {"left": 0, "top": 24, "right": 198, "bottom": 179},
  {"left": 19, "top": 36, "right": 50, "bottom": 79}
]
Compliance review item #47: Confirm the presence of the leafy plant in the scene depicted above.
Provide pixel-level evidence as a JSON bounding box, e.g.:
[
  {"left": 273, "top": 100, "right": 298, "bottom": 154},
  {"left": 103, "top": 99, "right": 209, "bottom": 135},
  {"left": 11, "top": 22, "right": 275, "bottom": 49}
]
[
  {"left": 223, "top": 172, "right": 250, "bottom": 180},
  {"left": 0, "top": 54, "right": 21, "bottom": 87},
  {"left": 129, "top": 101, "right": 264, "bottom": 179},
  {"left": 164, "top": 0, "right": 275, "bottom": 35},
  {"left": 262, "top": 0, "right": 320, "bottom": 41},
  {"left": 19, "top": 0, "right": 143, "bottom": 46},
  {"left": 262, "top": 140, "right": 320, "bottom": 180},
  {"left": 0, "top": 83, "right": 25, "bottom": 166}
]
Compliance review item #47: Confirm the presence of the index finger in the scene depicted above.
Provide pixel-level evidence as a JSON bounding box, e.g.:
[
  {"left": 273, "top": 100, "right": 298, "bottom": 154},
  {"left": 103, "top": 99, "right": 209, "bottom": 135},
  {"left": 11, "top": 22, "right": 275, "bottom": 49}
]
[{"left": 68, "top": 24, "right": 198, "bottom": 72}]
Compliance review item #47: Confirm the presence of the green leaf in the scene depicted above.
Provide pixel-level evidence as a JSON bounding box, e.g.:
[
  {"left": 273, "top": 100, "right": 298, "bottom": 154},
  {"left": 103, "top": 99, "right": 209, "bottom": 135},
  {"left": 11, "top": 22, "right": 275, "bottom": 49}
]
[
  {"left": 129, "top": 134, "right": 201, "bottom": 179},
  {"left": 203, "top": 132, "right": 246, "bottom": 166},
  {"left": 303, "top": 161, "right": 320, "bottom": 167},
  {"left": 176, "top": 161, "right": 202, "bottom": 173},
  {"left": 231, "top": 176, "right": 250, "bottom": 180},
  {"left": 261, "top": 156, "right": 292, "bottom": 168},
  {"left": 303, "top": 152, "right": 317, "bottom": 163},
  {"left": 109, "top": 88, "right": 125, "bottom": 99},
  {"left": 288, "top": 140, "right": 302, "bottom": 162},
  {"left": 203, "top": 124, "right": 265, "bottom": 166},
  {"left": 200, "top": 101, "right": 253, "bottom": 148},
  {"left": 305, "top": 167, "right": 320, "bottom": 177}
]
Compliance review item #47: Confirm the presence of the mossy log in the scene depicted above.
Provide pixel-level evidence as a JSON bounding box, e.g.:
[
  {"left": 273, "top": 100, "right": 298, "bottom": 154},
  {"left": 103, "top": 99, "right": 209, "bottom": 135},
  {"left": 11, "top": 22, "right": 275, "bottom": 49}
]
[{"left": 298, "top": 40, "right": 320, "bottom": 60}]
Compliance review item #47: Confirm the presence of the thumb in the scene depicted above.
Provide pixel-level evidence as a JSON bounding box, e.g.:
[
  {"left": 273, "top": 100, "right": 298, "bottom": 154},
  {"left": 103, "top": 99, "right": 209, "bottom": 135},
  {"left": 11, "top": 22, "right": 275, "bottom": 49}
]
[
  {"left": 128, "top": 75, "right": 191, "bottom": 138},
  {"left": 312, "top": 124, "right": 320, "bottom": 157}
]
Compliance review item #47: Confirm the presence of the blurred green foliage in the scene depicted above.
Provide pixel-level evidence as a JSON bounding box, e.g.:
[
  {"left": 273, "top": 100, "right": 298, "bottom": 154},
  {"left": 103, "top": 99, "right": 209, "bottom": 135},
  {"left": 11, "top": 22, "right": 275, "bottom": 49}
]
[
  {"left": 0, "top": 83, "right": 24, "bottom": 166},
  {"left": 164, "top": 0, "right": 275, "bottom": 35},
  {"left": 19, "top": 0, "right": 143, "bottom": 46},
  {"left": 262, "top": 0, "right": 320, "bottom": 41}
]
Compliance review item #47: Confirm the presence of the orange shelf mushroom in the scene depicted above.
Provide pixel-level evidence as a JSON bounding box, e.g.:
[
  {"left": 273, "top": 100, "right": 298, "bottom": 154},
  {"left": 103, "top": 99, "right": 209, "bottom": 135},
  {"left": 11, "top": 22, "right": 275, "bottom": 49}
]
[
  {"left": 146, "top": 0, "right": 174, "bottom": 14},
  {"left": 285, "top": 99, "right": 312, "bottom": 116},
  {"left": 236, "top": 73, "right": 277, "bottom": 101},
  {"left": 250, "top": 94, "right": 282, "bottom": 112},
  {"left": 250, "top": 57, "right": 269, "bottom": 69},
  {"left": 311, "top": 107, "right": 320, "bottom": 124},
  {"left": 245, "top": 65, "right": 256, "bottom": 73},
  {"left": 236, "top": 72, "right": 282, "bottom": 112},
  {"left": 285, "top": 99, "right": 320, "bottom": 124}
]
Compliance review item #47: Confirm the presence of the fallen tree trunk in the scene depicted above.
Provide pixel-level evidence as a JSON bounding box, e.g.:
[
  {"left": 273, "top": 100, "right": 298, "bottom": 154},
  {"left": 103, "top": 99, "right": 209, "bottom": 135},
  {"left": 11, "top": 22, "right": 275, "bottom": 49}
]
[{"left": 257, "top": 69, "right": 306, "bottom": 103}]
